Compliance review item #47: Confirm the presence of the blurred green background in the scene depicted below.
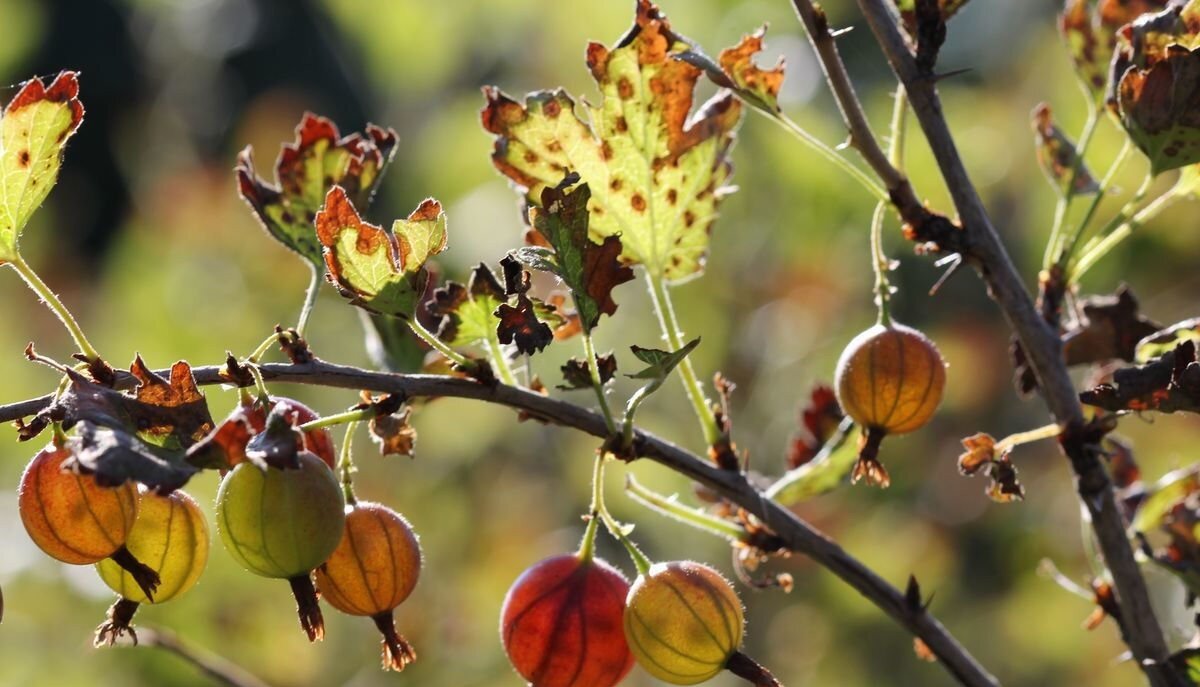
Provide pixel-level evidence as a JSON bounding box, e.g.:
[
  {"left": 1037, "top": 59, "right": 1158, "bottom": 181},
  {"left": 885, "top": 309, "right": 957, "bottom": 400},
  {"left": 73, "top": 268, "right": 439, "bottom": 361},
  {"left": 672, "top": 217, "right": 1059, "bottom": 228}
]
[{"left": 1, "top": 0, "right": 1199, "bottom": 685}]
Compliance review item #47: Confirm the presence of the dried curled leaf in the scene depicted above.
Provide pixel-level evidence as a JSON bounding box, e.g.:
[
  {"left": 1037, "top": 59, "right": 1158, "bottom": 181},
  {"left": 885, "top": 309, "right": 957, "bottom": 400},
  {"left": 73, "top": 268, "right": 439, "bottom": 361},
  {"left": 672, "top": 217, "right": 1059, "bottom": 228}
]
[
  {"left": 1110, "top": 2, "right": 1200, "bottom": 174},
  {"left": 482, "top": 0, "right": 741, "bottom": 283},
  {"left": 559, "top": 353, "right": 618, "bottom": 391},
  {"left": 679, "top": 26, "right": 786, "bottom": 115},
  {"left": 1063, "top": 286, "right": 1161, "bottom": 365},
  {"left": 1032, "top": 103, "right": 1100, "bottom": 195},
  {"left": 315, "top": 186, "right": 445, "bottom": 318},
  {"left": 526, "top": 179, "right": 634, "bottom": 332},
  {"left": 0, "top": 71, "right": 85, "bottom": 262},
  {"left": 957, "top": 433, "right": 1025, "bottom": 503},
  {"left": 787, "top": 384, "right": 845, "bottom": 469},
  {"left": 30, "top": 359, "right": 215, "bottom": 492},
  {"left": 236, "top": 113, "right": 397, "bottom": 267},
  {"left": 369, "top": 406, "right": 417, "bottom": 457},
  {"left": 496, "top": 293, "right": 553, "bottom": 355},
  {"left": 1081, "top": 339, "right": 1200, "bottom": 413}
]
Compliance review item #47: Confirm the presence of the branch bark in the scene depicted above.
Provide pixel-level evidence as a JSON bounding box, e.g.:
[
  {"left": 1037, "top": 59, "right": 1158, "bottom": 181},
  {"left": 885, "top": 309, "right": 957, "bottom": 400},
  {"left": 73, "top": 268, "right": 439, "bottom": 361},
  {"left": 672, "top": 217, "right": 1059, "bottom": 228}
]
[
  {"left": 789, "top": 0, "right": 1179, "bottom": 683},
  {"left": 0, "top": 359, "right": 997, "bottom": 687}
]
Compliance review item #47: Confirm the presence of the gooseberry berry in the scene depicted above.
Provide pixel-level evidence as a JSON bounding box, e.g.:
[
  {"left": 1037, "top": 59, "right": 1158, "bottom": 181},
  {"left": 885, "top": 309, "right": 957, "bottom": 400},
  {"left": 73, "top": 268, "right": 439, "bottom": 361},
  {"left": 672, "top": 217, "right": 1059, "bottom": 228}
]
[
  {"left": 500, "top": 553, "right": 633, "bottom": 687},
  {"left": 216, "top": 451, "right": 345, "bottom": 641},
  {"left": 834, "top": 322, "right": 946, "bottom": 487},
  {"left": 316, "top": 502, "right": 422, "bottom": 671},
  {"left": 18, "top": 444, "right": 160, "bottom": 599},
  {"left": 623, "top": 561, "right": 744, "bottom": 686},
  {"left": 93, "top": 488, "right": 210, "bottom": 645}
]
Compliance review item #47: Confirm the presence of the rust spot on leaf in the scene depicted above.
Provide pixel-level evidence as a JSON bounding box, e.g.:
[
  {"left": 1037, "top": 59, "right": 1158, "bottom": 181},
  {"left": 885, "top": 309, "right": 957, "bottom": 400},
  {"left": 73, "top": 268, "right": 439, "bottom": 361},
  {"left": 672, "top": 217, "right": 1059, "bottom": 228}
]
[
  {"left": 631, "top": 194, "right": 647, "bottom": 212},
  {"left": 524, "top": 151, "right": 538, "bottom": 164},
  {"left": 610, "top": 178, "right": 622, "bottom": 191},
  {"left": 615, "top": 116, "right": 628, "bottom": 133},
  {"left": 617, "top": 77, "right": 634, "bottom": 100},
  {"left": 543, "top": 99, "right": 562, "bottom": 118},
  {"left": 667, "top": 189, "right": 677, "bottom": 205},
  {"left": 17, "top": 150, "right": 30, "bottom": 167},
  {"left": 684, "top": 210, "right": 696, "bottom": 227}
]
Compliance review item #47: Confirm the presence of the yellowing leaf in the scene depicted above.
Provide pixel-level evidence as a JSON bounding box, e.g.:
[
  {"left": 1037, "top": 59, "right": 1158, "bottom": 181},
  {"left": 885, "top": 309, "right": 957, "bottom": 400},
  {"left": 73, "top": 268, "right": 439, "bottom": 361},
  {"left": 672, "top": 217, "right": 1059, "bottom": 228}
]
[
  {"left": 237, "top": 113, "right": 398, "bottom": 268},
  {"left": 314, "top": 186, "right": 444, "bottom": 317},
  {"left": 482, "top": 0, "right": 742, "bottom": 283},
  {"left": 0, "top": 72, "right": 84, "bottom": 262}
]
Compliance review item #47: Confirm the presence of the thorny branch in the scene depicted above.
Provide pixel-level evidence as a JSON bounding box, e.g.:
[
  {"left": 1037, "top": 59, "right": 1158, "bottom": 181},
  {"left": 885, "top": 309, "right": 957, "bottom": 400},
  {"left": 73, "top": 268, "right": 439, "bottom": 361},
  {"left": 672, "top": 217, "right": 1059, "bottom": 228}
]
[
  {"left": 787, "top": 0, "right": 1181, "bottom": 684},
  {"left": 1, "top": 359, "right": 995, "bottom": 687}
]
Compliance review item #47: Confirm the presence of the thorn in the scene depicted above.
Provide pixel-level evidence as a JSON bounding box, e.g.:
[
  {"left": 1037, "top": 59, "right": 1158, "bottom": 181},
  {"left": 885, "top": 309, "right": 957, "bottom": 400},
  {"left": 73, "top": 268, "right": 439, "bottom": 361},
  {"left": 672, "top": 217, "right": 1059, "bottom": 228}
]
[
  {"left": 829, "top": 26, "right": 854, "bottom": 39},
  {"left": 929, "top": 253, "right": 964, "bottom": 296},
  {"left": 931, "top": 68, "right": 972, "bottom": 83}
]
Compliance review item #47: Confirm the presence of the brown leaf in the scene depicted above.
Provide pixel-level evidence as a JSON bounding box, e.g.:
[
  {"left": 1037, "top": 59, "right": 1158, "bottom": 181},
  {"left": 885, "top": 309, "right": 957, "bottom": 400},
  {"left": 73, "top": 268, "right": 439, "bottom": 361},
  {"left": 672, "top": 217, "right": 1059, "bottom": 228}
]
[
  {"left": 957, "top": 432, "right": 1026, "bottom": 503},
  {"left": 495, "top": 293, "right": 554, "bottom": 355},
  {"left": 369, "top": 407, "right": 417, "bottom": 457},
  {"left": 129, "top": 357, "right": 214, "bottom": 448},
  {"left": 1032, "top": 102, "right": 1100, "bottom": 194},
  {"left": 1081, "top": 339, "right": 1200, "bottom": 413},
  {"left": 1064, "top": 286, "right": 1162, "bottom": 365},
  {"left": 787, "top": 385, "right": 844, "bottom": 469},
  {"left": 718, "top": 27, "right": 786, "bottom": 112},
  {"left": 559, "top": 353, "right": 617, "bottom": 390}
]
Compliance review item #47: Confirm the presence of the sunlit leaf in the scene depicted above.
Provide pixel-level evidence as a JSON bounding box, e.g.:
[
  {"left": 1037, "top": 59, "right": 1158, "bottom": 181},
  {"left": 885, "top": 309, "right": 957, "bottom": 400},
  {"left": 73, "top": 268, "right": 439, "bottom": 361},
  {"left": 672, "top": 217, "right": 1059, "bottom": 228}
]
[
  {"left": 429, "top": 264, "right": 506, "bottom": 350},
  {"left": 1032, "top": 103, "right": 1099, "bottom": 195},
  {"left": 236, "top": 113, "right": 397, "bottom": 268},
  {"left": 1110, "top": 2, "right": 1200, "bottom": 174},
  {"left": 766, "top": 422, "right": 858, "bottom": 505},
  {"left": 0, "top": 72, "right": 84, "bottom": 262},
  {"left": 626, "top": 337, "right": 701, "bottom": 381},
  {"left": 314, "top": 186, "right": 444, "bottom": 318},
  {"left": 482, "top": 0, "right": 742, "bottom": 283},
  {"left": 679, "top": 27, "right": 785, "bottom": 115},
  {"left": 1060, "top": 0, "right": 1107, "bottom": 99}
]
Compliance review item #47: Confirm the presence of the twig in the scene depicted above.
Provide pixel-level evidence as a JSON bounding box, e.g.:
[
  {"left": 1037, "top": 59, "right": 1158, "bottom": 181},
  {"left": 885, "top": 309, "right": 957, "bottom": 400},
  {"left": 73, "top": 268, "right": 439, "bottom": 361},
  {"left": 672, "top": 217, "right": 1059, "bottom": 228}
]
[
  {"left": 127, "top": 627, "right": 271, "bottom": 687},
  {"left": 0, "top": 359, "right": 995, "bottom": 687},
  {"left": 848, "top": 1, "right": 1181, "bottom": 684}
]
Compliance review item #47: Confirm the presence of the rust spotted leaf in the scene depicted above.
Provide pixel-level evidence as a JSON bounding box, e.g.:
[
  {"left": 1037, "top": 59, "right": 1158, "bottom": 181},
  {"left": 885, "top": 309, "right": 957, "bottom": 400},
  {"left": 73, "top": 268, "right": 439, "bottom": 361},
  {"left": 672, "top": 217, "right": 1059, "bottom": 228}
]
[
  {"left": 236, "top": 113, "right": 397, "bottom": 267},
  {"left": 1081, "top": 339, "right": 1200, "bottom": 413},
  {"left": 0, "top": 72, "right": 85, "bottom": 261},
  {"left": 128, "top": 357, "right": 215, "bottom": 450},
  {"left": 1110, "top": 2, "right": 1200, "bottom": 174},
  {"left": 315, "top": 186, "right": 444, "bottom": 317},
  {"left": 482, "top": 0, "right": 741, "bottom": 282},
  {"left": 1032, "top": 103, "right": 1100, "bottom": 195}
]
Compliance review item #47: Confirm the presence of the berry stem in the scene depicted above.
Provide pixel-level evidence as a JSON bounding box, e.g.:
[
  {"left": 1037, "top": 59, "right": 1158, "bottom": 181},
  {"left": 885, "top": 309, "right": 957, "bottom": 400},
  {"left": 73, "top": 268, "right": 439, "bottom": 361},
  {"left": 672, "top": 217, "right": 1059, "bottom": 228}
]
[
  {"left": 246, "top": 332, "right": 279, "bottom": 364},
  {"left": 625, "top": 474, "right": 746, "bottom": 541},
  {"left": 1054, "top": 139, "right": 1133, "bottom": 270},
  {"left": 577, "top": 453, "right": 606, "bottom": 563},
  {"left": 581, "top": 330, "right": 616, "bottom": 432},
  {"left": 8, "top": 252, "right": 102, "bottom": 364},
  {"left": 1043, "top": 104, "right": 1101, "bottom": 270},
  {"left": 298, "top": 407, "right": 373, "bottom": 432},
  {"left": 406, "top": 316, "right": 473, "bottom": 369},
  {"left": 337, "top": 420, "right": 359, "bottom": 505},
  {"left": 1070, "top": 172, "right": 1177, "bottom": 283},
  {"left": 994, "top": 423, "right": 1061, "bottom": 453},
  {"left": 484, "top": 321, "right": 520, "bottom": 386},
  {"left": 645, "top": 272, "right": 720, "bottom": 447},
  {"left": 872, "top": 88, "right": 909, "bottom": 327},
  {"left": 768, "top": 111, "right": 889, "bottom": 202}
]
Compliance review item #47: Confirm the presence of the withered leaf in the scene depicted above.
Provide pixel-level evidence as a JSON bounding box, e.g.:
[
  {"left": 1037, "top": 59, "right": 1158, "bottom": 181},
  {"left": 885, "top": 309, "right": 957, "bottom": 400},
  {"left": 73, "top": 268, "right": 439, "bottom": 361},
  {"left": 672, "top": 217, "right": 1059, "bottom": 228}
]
[
  {"left": 526, "top": 180, "right": 635, "bottom": 331},
  {"left": 315, "top": 186, "right": 444, "bottom": 318},
  {"left": 0, "top": 71, "right": 84, "bottom": 262},
  {"left": 787, "top": 384, "right": 845, "bottom": 469},
  {"left": 129, "top": 357, "right": 215, "bottom": 449},
  {"left": 236, "top": 113, "right": 397, "bottom": 268},
  {"left": 1081, "top": 339, "right": 1200, "bottom": 413},
  {"left": 496, "top": 293, "right": 554, "bottom": 355},
  {"left": 69, "top": 423, "right": 197, "bottom": 494},
  {"left": 559, "top": 353, "right": 618, "bottom": 391},
  {"left": 244, "top": 405, "right": 303, "bottom": 470},
  {"left": 679, "top": 26, "right": 785, "bottom": 115},
  {"left": 482, "top": 0, "right": 741, "bottom": 283},
  {"left": 957, "top": 432, "right": 1026, "bottom": 503},
  {"left": 369, "top": 406, "right": 417, "bottom": 457},
  {"left": 1032, "top": 103, "right": 1100, "bottom": 195},
  {"left": 429, "top": 264, "right": 506, "bottom": 349},
  {"left": 1063, "top": 285, "right": 1161, "bottom": 365}
]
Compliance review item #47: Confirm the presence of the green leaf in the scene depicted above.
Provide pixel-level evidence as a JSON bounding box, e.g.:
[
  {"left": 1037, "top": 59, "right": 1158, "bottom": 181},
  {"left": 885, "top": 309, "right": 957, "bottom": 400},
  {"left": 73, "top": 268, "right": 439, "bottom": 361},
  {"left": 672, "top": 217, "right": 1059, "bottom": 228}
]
[
  {"left": 528, "top": 179, "right": 634, "bottom": 331},
  {"left": 627, "top": 337, "right": 701, "bottom": 380},
  {"left": 314, "top": 186, "right": 443, "bottom": 318},
  {"left": 0, "top": 72, "right": 84, "bottom": 262},
  {"left": 237, "top": 113, "right": 397, "bottom": 268},
  {"left": 1136, "top": 318, "right": 1200, "bottom": 362},
  {"left": 429, "top": 264, "right": 506, "bottom": 350},
  {"left": 766, "top": 422, "right": 858, "bottom": 505},
  {"left": 482, "top": 0, "right": 741, "bottom": 283}
]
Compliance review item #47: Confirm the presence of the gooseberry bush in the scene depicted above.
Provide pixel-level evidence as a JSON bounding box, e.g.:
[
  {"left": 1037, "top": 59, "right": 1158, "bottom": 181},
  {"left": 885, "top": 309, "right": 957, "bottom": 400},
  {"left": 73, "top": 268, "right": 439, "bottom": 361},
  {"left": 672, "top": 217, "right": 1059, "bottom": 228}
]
[{"left": 4, "top": 1, "right": 1200, "bottom": 685}]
